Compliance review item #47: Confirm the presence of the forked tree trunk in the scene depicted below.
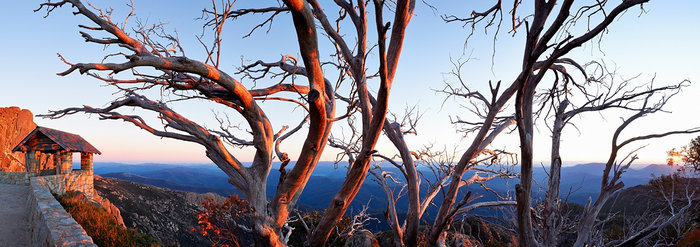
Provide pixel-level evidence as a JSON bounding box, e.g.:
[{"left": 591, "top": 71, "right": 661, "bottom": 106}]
[
  {"left": 251, "top": 215, "right": 285, "bottom": 247},
  {"left": 426, "top": 81, "right": 519, "bottom": 247},
  {"left": 573, "top": 190, "right": 611, "bottom": 247},
  {"left": 400, "top": 153, "right": 420, "bottom": 246},
  {"left": 306, "top": 0, "right": 414, "bottom": 245},
  {"left": 542, "top": 100, "right": 568, "bottom": 246},
  {"left": 384, "top": 121, "right": 419, "bottom": 247},
  {"left": 515, "top": 77, "right": 538, "bottom": 247}
]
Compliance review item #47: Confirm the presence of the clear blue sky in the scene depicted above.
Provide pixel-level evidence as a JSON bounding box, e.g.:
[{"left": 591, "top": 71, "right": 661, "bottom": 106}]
[{"left": 1, "top": 1, "right": 698, "bottom": 165}]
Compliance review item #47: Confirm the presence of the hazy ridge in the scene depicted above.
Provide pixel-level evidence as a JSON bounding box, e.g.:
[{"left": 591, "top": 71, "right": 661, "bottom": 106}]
[{"left": 94, "top": 161, "right": 678, "bottom": 230}]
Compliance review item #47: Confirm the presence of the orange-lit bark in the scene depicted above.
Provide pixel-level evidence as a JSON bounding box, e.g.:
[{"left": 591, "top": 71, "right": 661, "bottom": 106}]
[
  {"left": 42, "top": 0, "right": 405, "bottom": 246},
  {"left": 306, "top": 0, "right": 414, "bottom": 245},
  {"left": 37, "top": 1, "right": 324, "bottom": 245},
  {"left": 271, "top": 0, "right": 334, "bottom": 230}
]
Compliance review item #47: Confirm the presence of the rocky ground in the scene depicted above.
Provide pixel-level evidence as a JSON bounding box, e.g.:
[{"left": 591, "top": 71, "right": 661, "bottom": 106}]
[{"left": 94, "top": 175, "right": 224, "bottom": 246}]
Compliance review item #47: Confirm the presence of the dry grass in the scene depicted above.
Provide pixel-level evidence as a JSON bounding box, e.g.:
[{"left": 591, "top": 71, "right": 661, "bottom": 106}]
[{"left": 55, "top": 191, "right": 161, "bottom": 247}]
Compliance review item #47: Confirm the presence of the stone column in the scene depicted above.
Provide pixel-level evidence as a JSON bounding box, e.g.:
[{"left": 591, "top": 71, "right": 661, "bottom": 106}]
[
  {"left": 80, "top": 152, "right": 93, "bottom": 173},
  {"left": 55, "top": 150, "right": 72, "bottom": 174},
  {"left": 25, "top": 150, "right": 40, "bottom": 176}
]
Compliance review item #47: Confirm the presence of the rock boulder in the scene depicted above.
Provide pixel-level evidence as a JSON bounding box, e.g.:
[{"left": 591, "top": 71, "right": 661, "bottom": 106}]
[
  {"left": 344, "top": 230, "right": 379, "bottom": 247},
  {"left": 0, "top": 106, "right": 37, "bottom": 172}
]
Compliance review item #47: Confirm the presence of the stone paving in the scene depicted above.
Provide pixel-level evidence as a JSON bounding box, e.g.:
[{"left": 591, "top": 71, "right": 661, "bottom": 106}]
[{"left": 0, "top": 184, "right": 30, "bottom": 247}]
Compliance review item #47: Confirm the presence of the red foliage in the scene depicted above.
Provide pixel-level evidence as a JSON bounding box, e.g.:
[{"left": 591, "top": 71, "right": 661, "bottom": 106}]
[
  {"left": 678, "top": 229, "right": 700, "bottom": 247},
  {"left": 191, "top": 194, "right": 250, "bottom": 247}
]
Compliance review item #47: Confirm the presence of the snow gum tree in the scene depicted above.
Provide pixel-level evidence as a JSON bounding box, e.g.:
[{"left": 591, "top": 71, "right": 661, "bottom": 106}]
[{"left": 36, "top": 0, "right": 414, "bottom": 245}]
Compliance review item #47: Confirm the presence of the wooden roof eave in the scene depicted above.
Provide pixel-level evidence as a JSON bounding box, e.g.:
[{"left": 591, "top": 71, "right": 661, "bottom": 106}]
[
  {"left": 11, "top": 128, "right": 42, "bottom": 153},
  {"left": 11, "top": 127, "right": 102, "bottom": 154}
]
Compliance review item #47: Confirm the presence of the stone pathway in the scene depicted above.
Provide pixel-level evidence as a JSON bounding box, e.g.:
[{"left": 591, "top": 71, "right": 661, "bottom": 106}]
[{"left": 0, "top": 184, "right": 30, "bottom": 247}]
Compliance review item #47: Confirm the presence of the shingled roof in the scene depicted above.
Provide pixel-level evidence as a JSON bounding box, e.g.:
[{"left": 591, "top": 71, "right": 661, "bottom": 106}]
[{"left": 12, "top": 126, "right": 101, "bottom": 154}]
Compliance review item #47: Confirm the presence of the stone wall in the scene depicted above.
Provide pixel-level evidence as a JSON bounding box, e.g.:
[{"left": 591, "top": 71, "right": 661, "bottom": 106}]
[
  {"left": 40, "top": 171, "right": 126, "bottom": 228},
  {"left": 0, "top": 171, "right": 29, "bottom": 185},
  {"left": 39, "top": 170, "right": 95, "bottom": 198},
  {"left": 0, "top": 169, "right": 95, "bottom": 194},
  {"left": 28, "top": 176, "right": 96, "bottom": 246}
]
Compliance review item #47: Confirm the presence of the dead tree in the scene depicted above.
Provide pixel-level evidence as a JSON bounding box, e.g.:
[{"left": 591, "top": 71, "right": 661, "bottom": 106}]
[
  {"left": 371, "top": 146, "right": 517, "bottom": 247},
  {"left": 302, "top": 0, "right": 416, "bottom": 245},
  {"left": 324, "top": 106, "right": 436, "bottom": 247},
  {"left": 323, "top": 55, "right": 520, "bottom": 247},
  {"left": 535, "top": 61, "right": 700, "bottom": 246},
  {"left": 35, "top": 0, "right": 414, "bottom": 246},
  {"left": 620, "top": 175, "right": 696, "bottom": 246},
  {"left": 325, "top": 82, "right": 517, "bottom": 247},
  {"left": 371, "top": 59, "right": 520, "bottom": 246},
  {"left": 425, "top": 60, "right": 521, "bottom": 247},
  {"left": 441, "top": 1, "right": 656, "bottom": 246},
  {"left": 333, "top": 118, "right": 517, "bottom": 247},
  {"left": 569, "top": 87, "right": 700, "bottom": 246}
]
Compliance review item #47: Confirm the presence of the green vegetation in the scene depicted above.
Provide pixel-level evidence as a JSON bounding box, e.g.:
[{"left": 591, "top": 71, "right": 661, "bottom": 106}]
[
  {"left": 684, "top": 136, "right": 700, "bottom": 172},
  {"left": 667, "top": 136, "right": 700, "bottom": 172},
  {"left": 55, "top": 191, "right": 160, "bottom": 247}
]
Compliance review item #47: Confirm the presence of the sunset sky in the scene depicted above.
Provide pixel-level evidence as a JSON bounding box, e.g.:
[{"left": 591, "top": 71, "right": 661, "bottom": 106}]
[{"left": 1, "top": 0, "right": 698, "bottom": 166}]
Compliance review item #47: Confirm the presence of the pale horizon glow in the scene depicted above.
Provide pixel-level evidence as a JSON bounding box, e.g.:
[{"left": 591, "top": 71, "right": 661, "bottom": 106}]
[{"left": 1, "top": 1, "right": 699, "bottom": 166}]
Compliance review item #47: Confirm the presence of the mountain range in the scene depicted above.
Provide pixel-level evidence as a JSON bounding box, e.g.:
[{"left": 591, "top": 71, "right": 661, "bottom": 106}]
[
  {"left": 93, "top": 161, "right": 678, "bottom": 225},
  {"left": 89, "top": 161, "right": 696, "bottom": 246}
]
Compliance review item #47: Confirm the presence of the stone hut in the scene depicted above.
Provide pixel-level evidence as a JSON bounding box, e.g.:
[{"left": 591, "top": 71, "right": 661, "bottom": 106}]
[
  {"left": 0, "top": 109, "right": 125, "bottom": 231},
  {"left": 10, "top": 126, "right": 101, "bottom": 196},
  {"left": 12, "top": 126, "right": 100, "bottom": 176}
]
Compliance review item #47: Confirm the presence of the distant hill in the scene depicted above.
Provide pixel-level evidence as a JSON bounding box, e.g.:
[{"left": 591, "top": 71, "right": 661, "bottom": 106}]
[
  {"left": 96, "top": 162, "right": 394, "bottom": 213},
  {"left": 93, "top": 163, "right": 695, "bottom": 246},
  {"left": 94, "top": 161, "right": 679, "bottom": 231},
  {"left": 101, "top": 172, "right": 237, "bottom": 196},
  {"left": 94, "top": 175, "right": 525, "bottom": 246}
]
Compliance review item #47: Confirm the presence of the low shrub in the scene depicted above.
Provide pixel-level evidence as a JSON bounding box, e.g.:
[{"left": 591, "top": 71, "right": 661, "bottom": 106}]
[{"left": 55, "top": 191, "right": 160, "bottom": 247}]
